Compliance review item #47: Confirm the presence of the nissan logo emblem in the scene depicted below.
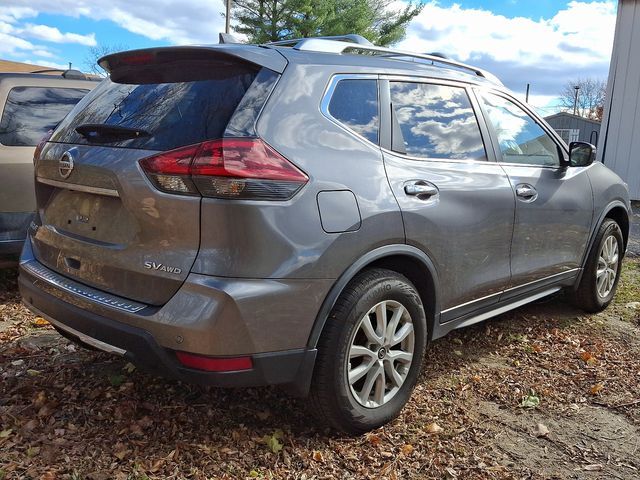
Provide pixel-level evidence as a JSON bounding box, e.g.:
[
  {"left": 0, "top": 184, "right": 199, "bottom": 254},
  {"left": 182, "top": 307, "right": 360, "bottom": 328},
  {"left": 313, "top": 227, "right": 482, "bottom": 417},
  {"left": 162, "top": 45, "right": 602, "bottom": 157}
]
[{"left": 59, "top": 151, "right": 74, "bottom": 179}]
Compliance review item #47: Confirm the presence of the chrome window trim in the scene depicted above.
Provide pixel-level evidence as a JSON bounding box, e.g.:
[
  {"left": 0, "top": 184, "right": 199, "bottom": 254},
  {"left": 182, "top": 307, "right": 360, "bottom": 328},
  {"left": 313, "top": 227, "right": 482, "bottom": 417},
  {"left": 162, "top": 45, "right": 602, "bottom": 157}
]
[
  {"left": 320, "top": 73, "right": 381, "bottom": 152},
  {"left": 37, "top": 176, "right": 119, "bottom": 197},
  {"left": 383, "top": 77, "right": 491, "bottom": 164},
  {"left": 21, "top": 260, "right": 146, "bottom": 313}
]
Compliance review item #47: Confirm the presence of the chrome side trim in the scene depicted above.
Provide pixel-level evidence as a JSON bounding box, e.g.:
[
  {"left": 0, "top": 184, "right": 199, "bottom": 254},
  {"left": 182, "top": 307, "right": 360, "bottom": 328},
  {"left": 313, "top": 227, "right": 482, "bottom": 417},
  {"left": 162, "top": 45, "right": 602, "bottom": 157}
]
[
  {"left": 440, "top": 290, "right": 502, "bottom": 315},
  {"left": 37, "top": 176, "right": 119, "bottom": 197},
  {"left": 454, "top": 287, "right": 561, "bottom": 330},
  {"left": 441, "top": 268, "right": 580, "bottom": 315},
  {"left": 23, "top": 302, "right": 126, "bottom": 355},
  {"left": 503, "top": 268, "right": 580, "bottom": 293},
  {"left": 22, "top": 260, "right": 146, "bottom": 313}
]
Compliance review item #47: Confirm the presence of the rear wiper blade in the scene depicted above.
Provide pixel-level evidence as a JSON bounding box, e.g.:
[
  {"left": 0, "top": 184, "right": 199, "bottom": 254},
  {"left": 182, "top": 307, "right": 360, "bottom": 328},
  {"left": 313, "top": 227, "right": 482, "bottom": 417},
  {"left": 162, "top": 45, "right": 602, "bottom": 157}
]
[{"left": 75, "top": 123, "right": 150, "bottom": 143}]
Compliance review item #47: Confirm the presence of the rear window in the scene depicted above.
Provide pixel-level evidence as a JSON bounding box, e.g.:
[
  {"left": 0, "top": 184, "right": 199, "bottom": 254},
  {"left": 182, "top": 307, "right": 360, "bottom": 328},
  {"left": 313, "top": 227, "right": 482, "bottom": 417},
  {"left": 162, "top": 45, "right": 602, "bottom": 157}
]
[
  {"left": 51, "top": 63, "right": 260, "bottom": 151},
  {"left": 0, "top": 87, "right": 89, "bottom": 147}
]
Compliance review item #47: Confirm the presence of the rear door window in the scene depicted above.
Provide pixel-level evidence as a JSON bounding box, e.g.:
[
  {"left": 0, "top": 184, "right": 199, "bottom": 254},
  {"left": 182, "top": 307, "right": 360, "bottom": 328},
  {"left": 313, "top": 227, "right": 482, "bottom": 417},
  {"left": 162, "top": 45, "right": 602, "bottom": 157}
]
[
  {"left": 328, "top": 79, "right": 379, "bottom": 144},
  {"left": 0, "top": 87, "right": 89, "bottom": 147},
  {"left": 51, "top": 63, "right": 260, "bottom": 151},
  {"left": 390, "top": 82, "right": 486, "bottom": 161}
]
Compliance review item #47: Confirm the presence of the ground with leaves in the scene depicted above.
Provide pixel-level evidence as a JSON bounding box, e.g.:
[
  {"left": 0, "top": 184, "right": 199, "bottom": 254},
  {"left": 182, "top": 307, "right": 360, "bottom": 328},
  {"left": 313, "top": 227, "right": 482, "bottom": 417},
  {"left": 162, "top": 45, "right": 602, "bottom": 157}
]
[{"left": 1, "top": 251, "right": 639, "bottom": 478}]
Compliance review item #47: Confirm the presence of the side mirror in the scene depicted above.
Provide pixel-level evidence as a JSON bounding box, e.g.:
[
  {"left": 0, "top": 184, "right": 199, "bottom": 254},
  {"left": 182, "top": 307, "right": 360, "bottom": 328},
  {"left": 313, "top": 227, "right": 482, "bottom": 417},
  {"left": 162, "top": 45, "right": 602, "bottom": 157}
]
[{"left": 568, "top": 141, "right": 596, "bottom": 167}]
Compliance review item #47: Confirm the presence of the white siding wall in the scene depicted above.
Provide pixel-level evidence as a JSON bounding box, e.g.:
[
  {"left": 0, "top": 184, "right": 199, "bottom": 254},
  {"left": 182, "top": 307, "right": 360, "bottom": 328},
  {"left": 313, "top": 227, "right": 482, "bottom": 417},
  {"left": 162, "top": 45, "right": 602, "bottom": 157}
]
[{"left": 598, "top": 0, "right": 640, "bottom": 200}]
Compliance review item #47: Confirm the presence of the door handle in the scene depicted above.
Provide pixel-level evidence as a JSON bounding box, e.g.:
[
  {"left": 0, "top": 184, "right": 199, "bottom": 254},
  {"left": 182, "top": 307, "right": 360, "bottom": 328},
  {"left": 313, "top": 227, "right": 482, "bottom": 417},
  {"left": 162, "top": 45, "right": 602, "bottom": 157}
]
[
  {"left": 404, "top": 182, "right": 438, "bottom": 198},
  {"left": 515, "top": 184, "right": 537, "bottom": 201}
]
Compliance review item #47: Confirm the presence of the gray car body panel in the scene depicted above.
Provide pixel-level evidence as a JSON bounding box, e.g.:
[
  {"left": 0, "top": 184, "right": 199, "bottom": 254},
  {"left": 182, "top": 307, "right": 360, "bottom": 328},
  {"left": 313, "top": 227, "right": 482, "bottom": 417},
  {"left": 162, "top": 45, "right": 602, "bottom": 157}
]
[{"left": 18, "top": 42, "right": 632, "bottom": 388}]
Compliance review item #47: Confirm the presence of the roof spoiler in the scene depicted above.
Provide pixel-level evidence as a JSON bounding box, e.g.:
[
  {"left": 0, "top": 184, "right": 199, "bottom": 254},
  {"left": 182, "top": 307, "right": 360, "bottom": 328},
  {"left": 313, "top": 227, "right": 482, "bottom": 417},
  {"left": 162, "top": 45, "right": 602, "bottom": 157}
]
[{"left": 98, "top": 45, "right": 287, "bottom": 77}]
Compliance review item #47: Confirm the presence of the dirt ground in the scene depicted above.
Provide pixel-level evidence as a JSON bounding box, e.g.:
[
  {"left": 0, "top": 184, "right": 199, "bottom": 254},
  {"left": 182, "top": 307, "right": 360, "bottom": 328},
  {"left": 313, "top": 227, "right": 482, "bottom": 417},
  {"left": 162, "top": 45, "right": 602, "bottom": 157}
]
[{"left": 1, "top": 208, "right": 639, "bottom": 479}]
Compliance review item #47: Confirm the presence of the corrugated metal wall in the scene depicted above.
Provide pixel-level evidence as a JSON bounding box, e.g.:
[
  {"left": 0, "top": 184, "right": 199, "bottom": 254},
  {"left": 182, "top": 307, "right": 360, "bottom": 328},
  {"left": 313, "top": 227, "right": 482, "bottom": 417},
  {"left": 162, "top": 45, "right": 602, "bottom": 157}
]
[{"left": 598, "top": 0, "right": 640, "bottom": 200}]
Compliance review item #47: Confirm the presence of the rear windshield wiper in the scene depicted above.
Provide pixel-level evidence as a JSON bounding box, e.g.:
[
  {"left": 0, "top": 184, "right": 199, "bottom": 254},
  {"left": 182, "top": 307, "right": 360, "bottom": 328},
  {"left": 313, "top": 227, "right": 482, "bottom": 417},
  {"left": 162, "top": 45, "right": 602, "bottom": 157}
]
[{"left": 75, "top": 123, "right": 151, "bottom": 143}]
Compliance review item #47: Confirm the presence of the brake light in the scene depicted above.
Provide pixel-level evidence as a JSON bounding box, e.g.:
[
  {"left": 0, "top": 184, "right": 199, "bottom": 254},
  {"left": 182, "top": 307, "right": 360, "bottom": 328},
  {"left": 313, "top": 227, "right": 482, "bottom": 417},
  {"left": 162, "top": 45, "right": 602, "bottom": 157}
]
[
  {"left": 175, "top": 351, "right": 253, "bottom": 372},
  {"left": 139, "top": 138, "right": 308, "bottom": 200},
  {"left": 34, "top": 129, "right": 53, "bottom": 163}
]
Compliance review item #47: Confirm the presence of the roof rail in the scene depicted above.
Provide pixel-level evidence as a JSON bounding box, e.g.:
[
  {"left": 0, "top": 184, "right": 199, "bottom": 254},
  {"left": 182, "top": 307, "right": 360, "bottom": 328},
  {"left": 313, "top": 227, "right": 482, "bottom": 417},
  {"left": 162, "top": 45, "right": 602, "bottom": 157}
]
[
  {"left": 267, "top": 34, "right": 372, "bottom": 47},
  {"left": 281, "top": 37, "right": 502, "bottom": 85}
]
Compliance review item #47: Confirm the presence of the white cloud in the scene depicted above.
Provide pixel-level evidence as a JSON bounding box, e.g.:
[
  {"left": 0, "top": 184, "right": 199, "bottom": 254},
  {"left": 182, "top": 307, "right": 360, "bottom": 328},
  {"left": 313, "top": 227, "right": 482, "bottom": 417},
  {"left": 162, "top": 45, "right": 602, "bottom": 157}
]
[
  {"left": 3, "top": 0, "right": 227, "bottom": 46},
  {"left": 396, "top": 1, "right": 617, "bottom": 100},
  {"left": 21, "top": 24, "right": 96, "bottom": 46}
]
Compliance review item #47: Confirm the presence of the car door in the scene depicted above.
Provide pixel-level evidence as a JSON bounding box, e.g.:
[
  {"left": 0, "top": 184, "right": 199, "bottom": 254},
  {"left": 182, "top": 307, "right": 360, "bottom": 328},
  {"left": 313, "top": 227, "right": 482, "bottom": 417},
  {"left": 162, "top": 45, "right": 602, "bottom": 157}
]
[
  {"left": 380, "top": 78, "right": 515, "bottom": 321},
  {"left": 474, "top": 89, "right": 593, "bottom": 296}
]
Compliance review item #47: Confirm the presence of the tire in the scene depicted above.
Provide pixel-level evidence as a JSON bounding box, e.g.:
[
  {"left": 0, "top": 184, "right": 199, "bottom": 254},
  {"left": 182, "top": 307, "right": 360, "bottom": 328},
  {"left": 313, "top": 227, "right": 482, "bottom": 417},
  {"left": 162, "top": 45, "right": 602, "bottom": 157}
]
[
  {"left": 310, "top": 268, "right": 427, "bottom": 434},
  {"left": 572, "top": 218, "right": 624, "bottom": 313}
]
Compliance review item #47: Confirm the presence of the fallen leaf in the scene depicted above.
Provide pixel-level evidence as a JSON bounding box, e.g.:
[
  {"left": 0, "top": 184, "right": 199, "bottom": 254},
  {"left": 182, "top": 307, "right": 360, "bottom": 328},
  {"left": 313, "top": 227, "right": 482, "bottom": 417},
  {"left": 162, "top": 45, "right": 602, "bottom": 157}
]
[
  {"left": 123, "top": 362, "right": 136, "bottom": 374},
  {"left": 590, "top": 383, "right": 604, "bottom": 395},
  {"left": 262, "top": 430, "right": 284, "bottom": 454},
  {"left": 367, "top": 433, "right": 381, "bottom": 445},
  {"left": 0, "top": 429, "right": 12, "bottom": 439},
  {"left": 11, "top": 359, "right": 24, "bottom": 367},
  {"left": 312, "top": 450, "right": 324, "bottom": 462},
  {"left": 32, "top": 317, "right": 49, "bottom": 327},
  {"left": 26, "top": 446, "right": 40, "bottom": 458},
  {"left": 401, "top": 444, "right": 414, "bottom": 455},
  {"left": 40, "top": 472, "right": 56, "bottom": 480},
  {"left": 425, "top": 422, "right": 443, "bottom": 434},
  {"left": 580, "top": 351, "right": 597, "bottom": 365},
  {"left": 520, "top": 391, "right": 540, "bottom": 408},
  {"left": 26, "top": 369, "right": 40, "bottom": 376},
  {"left": 535, "top": 423, "right": 550, "bottom": 437},
  {"left": 584, "top": 464, "right": 603, "bottom": 471}
]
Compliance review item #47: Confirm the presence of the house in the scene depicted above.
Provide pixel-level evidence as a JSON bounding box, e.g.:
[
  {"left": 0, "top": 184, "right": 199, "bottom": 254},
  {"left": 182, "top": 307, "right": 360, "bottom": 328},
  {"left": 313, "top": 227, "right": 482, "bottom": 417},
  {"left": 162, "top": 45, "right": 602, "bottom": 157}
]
[
  {"left": 0, "top": 59, "right": 61, "bottom": 74},
  {"left": 598, "top": 0, "right": 640, "bottom": 200},
  {"left": 544, "top": 112, "right": 601, "bottom": 146}
]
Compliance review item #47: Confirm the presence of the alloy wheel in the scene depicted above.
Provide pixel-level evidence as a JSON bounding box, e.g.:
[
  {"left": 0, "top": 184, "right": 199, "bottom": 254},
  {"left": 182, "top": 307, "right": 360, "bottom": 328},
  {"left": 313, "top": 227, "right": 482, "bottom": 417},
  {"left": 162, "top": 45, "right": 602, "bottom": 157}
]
[
  {"left": 346, "top": 300, "right": 415, "bottom": 408},
  {"left": 596, "top": 234, "right": 619, "bottom": 298}
]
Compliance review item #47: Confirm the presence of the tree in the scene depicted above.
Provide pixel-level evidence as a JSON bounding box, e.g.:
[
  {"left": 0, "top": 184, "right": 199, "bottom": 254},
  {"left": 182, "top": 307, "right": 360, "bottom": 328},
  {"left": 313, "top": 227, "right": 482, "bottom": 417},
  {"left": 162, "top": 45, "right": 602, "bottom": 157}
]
[
  {"left": 84, "top": 44, "right": 129, "bottom": 77},
  {"left": 228, "top": 0, "right": 422, "bottom": 46},
  {"left": 558, "top": 78, "right": 606, "bottom": 120}
]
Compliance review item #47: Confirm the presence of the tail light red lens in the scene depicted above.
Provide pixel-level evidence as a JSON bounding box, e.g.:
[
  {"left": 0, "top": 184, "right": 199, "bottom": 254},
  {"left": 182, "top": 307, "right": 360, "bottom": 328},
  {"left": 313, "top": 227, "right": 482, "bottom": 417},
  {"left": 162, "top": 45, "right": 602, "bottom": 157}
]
[
  {"left": 175, "top": 351, "right": 253, "bottom": 372},
  {"left": 139, "top": 138, "right": 307, "bottom": 200}
]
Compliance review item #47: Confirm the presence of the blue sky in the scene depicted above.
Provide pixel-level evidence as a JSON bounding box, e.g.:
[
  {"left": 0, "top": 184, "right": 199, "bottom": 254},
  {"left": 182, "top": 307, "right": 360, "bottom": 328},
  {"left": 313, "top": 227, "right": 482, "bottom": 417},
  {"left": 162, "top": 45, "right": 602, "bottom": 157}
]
[{"left": 1, "top": 1, "right": 617, "bottom": 112}]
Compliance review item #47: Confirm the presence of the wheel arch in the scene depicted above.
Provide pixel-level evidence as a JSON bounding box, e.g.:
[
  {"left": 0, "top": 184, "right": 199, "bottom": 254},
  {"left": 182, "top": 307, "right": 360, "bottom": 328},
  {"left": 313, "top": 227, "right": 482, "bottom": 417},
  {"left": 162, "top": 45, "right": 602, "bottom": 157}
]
[
  {"left": 573, "top": 200, "right": 631, "bottom": 289},
  {"left": 307, "top": 244, "right": 440, "bottom": 349}
]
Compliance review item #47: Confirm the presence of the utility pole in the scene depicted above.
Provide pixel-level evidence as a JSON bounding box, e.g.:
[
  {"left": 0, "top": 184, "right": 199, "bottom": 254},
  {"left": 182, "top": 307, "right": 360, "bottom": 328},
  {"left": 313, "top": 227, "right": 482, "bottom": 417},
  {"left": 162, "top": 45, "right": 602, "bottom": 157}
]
[
  {"left": 525, "top": 83, "right": 530, "bottom": 103},
  {"left": 225, "top": 0, "right": 232, "bottom": 34},
  {"left": 573, "top": 85, "right": 580, "bottom": 116}
]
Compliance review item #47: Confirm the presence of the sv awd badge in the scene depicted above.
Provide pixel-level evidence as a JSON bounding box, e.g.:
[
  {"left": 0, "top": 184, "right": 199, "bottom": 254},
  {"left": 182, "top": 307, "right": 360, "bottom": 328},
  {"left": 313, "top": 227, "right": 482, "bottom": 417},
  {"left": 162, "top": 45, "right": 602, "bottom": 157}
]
[{"left": 144, "top": 261, "right": 182, "bottom": 275}]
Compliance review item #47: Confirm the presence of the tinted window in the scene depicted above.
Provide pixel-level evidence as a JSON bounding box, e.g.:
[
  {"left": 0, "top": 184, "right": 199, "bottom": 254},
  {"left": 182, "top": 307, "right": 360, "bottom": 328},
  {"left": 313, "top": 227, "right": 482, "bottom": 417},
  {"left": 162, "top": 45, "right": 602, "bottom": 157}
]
[
  {"left": 479, "top": 93, "right": 560, "bottom": 166},
  {"left": 0, "top": 87, "right": 88, "bottom": 146},
  {"left": 51, "top": 64, "right": 259, "bottom": 151},
  {"left": 390, "top": 82, "right": 486, "bottom": 160},
  {"left": 328, "top": 79, "right": 379, "bottom": 144}
]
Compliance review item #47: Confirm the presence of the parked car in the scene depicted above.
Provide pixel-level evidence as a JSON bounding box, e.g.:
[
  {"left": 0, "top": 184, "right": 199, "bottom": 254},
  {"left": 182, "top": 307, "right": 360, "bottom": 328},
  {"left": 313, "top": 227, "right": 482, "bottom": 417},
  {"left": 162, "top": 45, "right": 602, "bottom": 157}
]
[
  {"left": 18, "top": 36, "right": 631, "bottom": 434},
  {"left": 0, "top": 70, "right": 98, "bottom": 260}
]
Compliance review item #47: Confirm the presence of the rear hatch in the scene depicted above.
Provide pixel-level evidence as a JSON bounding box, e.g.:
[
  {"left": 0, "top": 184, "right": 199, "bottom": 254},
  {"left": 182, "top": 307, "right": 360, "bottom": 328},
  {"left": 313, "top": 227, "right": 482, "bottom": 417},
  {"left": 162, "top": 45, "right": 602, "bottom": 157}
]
[{"left": 31, "top": 47, "right": 283, "bottom": 305}]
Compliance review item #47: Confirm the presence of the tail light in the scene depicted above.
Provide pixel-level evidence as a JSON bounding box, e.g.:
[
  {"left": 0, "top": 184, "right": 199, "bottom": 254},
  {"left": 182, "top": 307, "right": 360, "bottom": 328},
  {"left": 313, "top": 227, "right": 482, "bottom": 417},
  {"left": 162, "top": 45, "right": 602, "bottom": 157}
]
[
  {"left": 34, "top": 129, "right": 54, "bottom": 163},
  {"left": 139, "top": 138, "right": 308, "bottom": 200}
]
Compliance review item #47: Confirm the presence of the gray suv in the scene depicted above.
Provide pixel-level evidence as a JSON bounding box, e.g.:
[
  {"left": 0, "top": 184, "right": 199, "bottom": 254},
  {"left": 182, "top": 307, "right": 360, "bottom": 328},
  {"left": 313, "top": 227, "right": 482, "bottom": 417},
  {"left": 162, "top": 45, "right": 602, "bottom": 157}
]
[
  {"left": 18, "top": 35, "right": 631, "bottom": 433},
  {"left": 0, "top": 70, "right": 97, "bottom": 261}
]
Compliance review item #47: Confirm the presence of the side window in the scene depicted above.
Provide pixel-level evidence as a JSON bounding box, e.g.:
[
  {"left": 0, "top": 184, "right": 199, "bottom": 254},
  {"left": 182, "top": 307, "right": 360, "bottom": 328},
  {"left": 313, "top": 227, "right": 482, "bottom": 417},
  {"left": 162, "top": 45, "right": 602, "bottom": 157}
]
[
  {"left": 389, "top": 82, "right": 486, "bottom": 161},
  {"left": 0, "top": 86, "right": 89, "bottom": 147},
  {"left": 478, "top": 93, "right": 560, "bottom": 167},
  {"left": 328, "top": 79, "right": 379, "bottom": 144}
]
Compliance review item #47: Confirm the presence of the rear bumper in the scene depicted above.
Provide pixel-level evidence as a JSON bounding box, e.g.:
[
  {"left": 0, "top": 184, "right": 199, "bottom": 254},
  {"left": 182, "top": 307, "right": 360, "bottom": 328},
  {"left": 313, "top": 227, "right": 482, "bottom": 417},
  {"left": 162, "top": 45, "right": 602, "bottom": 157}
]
[{"left": 18, "top": 239, "right": 325, "bottom": 392}]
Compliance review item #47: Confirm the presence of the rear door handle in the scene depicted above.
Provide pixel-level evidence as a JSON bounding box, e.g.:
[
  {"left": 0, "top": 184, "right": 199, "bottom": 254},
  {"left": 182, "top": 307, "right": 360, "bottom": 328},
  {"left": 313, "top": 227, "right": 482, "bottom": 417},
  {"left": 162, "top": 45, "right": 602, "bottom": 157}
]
[
  {"left": 515, "top": 184, "right": 537, "bottom": 201},
  {"left": 404, "top": 182, "right": 438, "bottom": 198}
]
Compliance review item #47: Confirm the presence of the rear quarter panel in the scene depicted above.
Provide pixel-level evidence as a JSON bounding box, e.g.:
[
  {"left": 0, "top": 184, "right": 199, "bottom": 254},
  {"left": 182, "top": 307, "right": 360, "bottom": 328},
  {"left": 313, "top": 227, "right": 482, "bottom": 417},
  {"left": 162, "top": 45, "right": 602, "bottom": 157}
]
[{"left": 192, "top": 63, "right": 405, "bottom": 280}]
